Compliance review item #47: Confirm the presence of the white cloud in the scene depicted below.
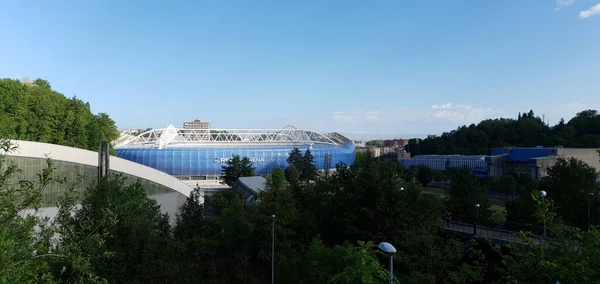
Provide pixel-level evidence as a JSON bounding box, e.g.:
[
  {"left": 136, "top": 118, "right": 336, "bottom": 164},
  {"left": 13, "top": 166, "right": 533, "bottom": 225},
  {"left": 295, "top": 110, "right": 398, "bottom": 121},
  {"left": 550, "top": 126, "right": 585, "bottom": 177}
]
[
  {"left": 258, "top": 103, "right": 502, "bottom": 140},
  {"left": 554, "top": 0, "right": 575, "bottom": 11},
  {"left": 580, "top": 3, "right": 600, "bottom": 19},
  {"left": 254, "top": 101, "right": 600, "bottom": 141}
]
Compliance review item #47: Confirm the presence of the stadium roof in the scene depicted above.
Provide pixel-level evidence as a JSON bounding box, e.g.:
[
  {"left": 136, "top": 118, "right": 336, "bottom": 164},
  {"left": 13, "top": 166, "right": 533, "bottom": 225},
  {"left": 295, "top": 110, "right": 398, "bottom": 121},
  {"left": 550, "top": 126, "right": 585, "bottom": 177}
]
[{"left": 115, "top": 125, "right": 352, "bottom": 149}]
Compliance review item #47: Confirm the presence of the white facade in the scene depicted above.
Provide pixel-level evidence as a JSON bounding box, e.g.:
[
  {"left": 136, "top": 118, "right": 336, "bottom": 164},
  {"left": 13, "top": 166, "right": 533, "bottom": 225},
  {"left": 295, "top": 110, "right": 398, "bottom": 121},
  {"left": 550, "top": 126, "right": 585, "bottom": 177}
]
[{"left": 5, "top": 140, "right": 197, "bottom": 222}]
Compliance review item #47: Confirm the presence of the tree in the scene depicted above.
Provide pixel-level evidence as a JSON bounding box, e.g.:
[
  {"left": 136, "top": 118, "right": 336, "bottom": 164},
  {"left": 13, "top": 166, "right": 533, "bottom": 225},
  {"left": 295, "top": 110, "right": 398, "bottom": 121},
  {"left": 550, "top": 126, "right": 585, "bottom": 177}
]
[
  {"left": 414, "top": 164, "right": 435, "bottom": 186},
  {"left": 499, "top": 193, "right": 600, "bottom": 283},
  {"left": 0, "top": 139, "right": 56, "bottom": 282},
  {"left": 174, "top": 187, "right": 211, "bottom": 241},
  {"left": 365, "top": 140, "right": 385, "bottom": 147},
  {"left": 253, "top": 185, "right": 299, "bottom": 265},
  {"left": 33, "top": 78, "right": 52, "bottom": 89},
  {"left": 540, "top": 157, "right": 599, "bottom": 230},
  {"left": 266, "top": 167, "right": 286, "bottom": 190},
  {"left": 284, "top": 164, "right": 300, "bottom": 186},
  {"left": 286, "top": 148, "right": 303, "bottom": 167},
  {"left": 207, "top": 191, "right": 257, "bottom": 282},
  {"left": 221, "top": 155, "right": 255, "bottom": 186},
  {"left": 0, "top": 139, "right": 104, "bottom": 283},
  {"left": 0, "top": 78, "right": 119, "bottom": 151},
  {"left": 56, "top": 175, "right": 176, "bottom": 283},
  {"left": 447, "top": 167, "right": 492, "bottom": 223},
  {"left": 402, "top": 109, "right": 600, "bottom": 155},
  {"left": 300, "top": 148, "right": 317, "bottom": 182}
]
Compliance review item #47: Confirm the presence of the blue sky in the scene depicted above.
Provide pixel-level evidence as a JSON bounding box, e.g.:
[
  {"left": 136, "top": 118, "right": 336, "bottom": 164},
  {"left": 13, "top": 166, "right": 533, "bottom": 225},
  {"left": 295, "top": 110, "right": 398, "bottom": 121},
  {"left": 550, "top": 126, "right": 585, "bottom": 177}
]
[{"left": 1, "top": 0, "right": 599, "bottom": 140}]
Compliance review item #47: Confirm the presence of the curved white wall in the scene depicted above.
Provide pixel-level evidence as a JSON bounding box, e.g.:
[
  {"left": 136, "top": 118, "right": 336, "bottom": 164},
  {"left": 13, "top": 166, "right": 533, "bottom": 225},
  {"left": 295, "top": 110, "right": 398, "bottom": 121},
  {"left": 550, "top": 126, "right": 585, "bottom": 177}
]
[{"left": 5, "top": 140, "right": 193, "bottom": 198}]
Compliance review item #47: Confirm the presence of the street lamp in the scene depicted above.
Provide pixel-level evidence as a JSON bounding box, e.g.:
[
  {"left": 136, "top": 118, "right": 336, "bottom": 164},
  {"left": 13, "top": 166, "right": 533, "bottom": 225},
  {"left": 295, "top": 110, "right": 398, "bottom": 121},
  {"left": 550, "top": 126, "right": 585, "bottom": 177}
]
[
  {"left": 540, "top": 190, "right": 547, "bottom": 237},
  {"left": 588, "top": 192, "right": 594, "bottom": 232},
  {"left": 378, "top": 242, "right": 397, "bottom": 284},
  {"left": 474, "top": 203, "right": 480, "bottom": 235},
  {"left": 272, "top": 214, "right": 276, "bottom": 284}
]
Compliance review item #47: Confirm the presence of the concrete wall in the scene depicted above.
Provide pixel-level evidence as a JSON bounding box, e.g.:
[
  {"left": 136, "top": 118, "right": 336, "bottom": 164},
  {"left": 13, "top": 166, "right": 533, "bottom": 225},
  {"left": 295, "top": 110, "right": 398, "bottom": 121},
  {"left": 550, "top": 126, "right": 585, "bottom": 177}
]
[
  {"left": 5, "top": 140, "right": 195, "bottom": 223},
  {"left": 7, "top": 140, "right": 193, "bottom": 198},
  {"left": 488, "top": 148, "right": 600, "bottom": 180},
  {"left": 557, "top": 148, "right": 600, "bottom": 172}
]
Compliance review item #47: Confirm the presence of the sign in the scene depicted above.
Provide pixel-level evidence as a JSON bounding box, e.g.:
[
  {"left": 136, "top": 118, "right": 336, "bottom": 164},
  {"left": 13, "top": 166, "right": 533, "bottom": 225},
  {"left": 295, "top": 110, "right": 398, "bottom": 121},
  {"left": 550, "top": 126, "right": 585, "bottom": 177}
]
[{"left": 213, "top": 157, "right": 265, "bottom": 163}]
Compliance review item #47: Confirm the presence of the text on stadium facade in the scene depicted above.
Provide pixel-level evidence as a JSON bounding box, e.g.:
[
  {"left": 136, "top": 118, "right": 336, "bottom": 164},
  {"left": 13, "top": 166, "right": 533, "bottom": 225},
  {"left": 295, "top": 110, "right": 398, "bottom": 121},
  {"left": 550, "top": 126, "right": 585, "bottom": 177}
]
[{"left": 213, "top": 157, "right": 265, "bottom": 163}]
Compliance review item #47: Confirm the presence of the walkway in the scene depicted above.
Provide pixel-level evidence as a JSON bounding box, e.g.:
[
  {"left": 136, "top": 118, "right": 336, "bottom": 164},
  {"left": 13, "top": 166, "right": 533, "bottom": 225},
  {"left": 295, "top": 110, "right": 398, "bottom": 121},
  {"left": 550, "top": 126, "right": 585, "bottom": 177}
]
[{"left": 443, "top": 221, "right": 540, "bottom": 245}]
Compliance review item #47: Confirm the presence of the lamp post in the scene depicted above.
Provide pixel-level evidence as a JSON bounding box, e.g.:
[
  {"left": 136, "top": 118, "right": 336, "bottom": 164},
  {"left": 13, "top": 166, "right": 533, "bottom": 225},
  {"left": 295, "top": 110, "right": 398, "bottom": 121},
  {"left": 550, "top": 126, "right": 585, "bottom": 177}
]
[
  {"left": 588, "top": 192, "right": 594, "bottom": 232},
  {"left": 272, "top": 214, "right": 276, "bottom": 284},
  {"left": 474, "top": 203, "right": 480, "bottom": 235},
  {"left": 540, "top": 190, "right": 547, "bottom": 237},
  {"left": 378, "top": 242, "right": 397, "bottom": 284}
]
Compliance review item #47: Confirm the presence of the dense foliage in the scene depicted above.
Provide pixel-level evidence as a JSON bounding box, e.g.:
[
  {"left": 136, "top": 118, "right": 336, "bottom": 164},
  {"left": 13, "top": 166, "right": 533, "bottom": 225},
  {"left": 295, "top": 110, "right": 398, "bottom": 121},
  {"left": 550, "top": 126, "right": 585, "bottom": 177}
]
[
  {"left": 2, "top": 141, "right": 600, "bottom": 283},
  {"left": 221, "top": 154, "right": 256, "bottom": 186},
  {"left": 405, "top": 109, "right": 600, "bottom": 155},
  {"left": 0, "top": 78, "right": 119, "bottom": 151},
  {"left": 0, "top": 139, "right": 105, "bottom": 283}
]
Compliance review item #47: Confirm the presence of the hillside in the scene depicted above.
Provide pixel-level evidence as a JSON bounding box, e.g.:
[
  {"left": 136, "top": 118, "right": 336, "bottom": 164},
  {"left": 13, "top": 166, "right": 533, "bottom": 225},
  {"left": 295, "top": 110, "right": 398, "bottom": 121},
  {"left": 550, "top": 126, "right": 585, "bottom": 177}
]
[
  {"left": 406, "top": 110, "right": 600, "bottom": 155},
  {"left": 0, "top": 78, "right": 119, "bottom": 151}
]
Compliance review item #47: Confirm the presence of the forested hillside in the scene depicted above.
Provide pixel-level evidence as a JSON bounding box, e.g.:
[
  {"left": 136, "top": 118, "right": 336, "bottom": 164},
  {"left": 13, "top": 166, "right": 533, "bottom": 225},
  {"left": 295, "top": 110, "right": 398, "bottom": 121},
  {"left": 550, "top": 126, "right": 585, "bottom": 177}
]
[
  {"left": 406, "top": 109, "right": 600, "bottom": 155},
  {"left": 0, "top": 78, "right": 119, "bottom": 150}
]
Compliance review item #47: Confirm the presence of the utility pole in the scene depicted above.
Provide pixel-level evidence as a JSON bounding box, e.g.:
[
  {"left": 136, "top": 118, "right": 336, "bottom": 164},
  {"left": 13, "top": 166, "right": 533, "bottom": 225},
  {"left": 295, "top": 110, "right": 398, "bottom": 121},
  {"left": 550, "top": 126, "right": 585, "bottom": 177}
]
[
  {"left": 272, "top": 215, "right": 276, "bottom": 284},
  {"left": 98, "top": 139, "right": 110, "bottom": 181}
]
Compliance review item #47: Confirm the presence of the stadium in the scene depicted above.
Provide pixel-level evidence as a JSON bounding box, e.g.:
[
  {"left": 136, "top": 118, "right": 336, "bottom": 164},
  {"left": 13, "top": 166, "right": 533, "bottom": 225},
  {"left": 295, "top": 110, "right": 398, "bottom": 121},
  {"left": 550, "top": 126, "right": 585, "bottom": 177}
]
[{"left": 115, "top": 125, "right": 356, "bottom": 180}]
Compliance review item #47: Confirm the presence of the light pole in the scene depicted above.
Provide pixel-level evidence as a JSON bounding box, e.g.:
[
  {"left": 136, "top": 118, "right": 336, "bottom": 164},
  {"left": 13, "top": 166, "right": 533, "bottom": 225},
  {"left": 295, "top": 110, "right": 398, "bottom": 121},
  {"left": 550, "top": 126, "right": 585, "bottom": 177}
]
[
  {"left": 588, "top": 192, "right": 594, "bottom": 232},
  {"left": 272, "top": 214, "right": 276, "bottom": 284},
  {"left": 540, "top": 190, "right": 547, "bottom": 237},
  {"left": 474, "top": 203, "right": 480, "bottom": 235},
  {"left": 378, "top": 242, "right": 396, "bottom": 284}
]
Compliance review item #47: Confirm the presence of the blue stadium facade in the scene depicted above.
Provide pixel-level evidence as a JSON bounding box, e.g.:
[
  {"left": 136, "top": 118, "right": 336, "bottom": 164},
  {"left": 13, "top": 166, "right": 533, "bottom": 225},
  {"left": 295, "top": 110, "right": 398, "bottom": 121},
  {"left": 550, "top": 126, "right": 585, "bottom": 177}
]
[{"left": 115, "top": 125, "right": 356, "bottom": 177}]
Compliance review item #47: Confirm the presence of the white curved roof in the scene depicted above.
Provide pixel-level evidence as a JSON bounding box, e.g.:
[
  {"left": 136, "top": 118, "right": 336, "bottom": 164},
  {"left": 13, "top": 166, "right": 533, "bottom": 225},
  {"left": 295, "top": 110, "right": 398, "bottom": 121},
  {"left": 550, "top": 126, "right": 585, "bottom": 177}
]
[
  {"left": 115, "top": 125, "right": 346, "bottom": 149},
  {"left": 3, "top": 140, "right": 192, "bottom": 198}
]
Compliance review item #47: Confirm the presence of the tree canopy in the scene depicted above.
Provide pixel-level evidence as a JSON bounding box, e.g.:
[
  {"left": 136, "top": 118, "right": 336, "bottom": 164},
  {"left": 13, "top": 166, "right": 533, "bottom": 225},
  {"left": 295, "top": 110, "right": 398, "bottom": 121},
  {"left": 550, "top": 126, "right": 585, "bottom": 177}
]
[
  {"left": 0, "top": 78, "right": 119, "bottom": 151},
  {"left": 406, "top": 109, "right": 600, "bottom": 155},
  {"left": 221, "top": 154, "right": 256, "bottom": 186}
]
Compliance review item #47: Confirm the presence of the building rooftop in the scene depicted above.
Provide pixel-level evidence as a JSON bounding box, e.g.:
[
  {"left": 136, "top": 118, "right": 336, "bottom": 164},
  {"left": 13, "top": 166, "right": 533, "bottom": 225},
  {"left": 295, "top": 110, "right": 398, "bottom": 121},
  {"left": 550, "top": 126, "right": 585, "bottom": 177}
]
[{"left": 237, "top": 176, "right": 266, "bottom": 194}]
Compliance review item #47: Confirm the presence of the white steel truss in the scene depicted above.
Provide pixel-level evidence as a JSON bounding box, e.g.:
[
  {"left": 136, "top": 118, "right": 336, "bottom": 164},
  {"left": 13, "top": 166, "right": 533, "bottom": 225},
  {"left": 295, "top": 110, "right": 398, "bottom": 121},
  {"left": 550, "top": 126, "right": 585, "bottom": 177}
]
[{"left": 116, "top": 125, "right": 346, "bottom": 149}]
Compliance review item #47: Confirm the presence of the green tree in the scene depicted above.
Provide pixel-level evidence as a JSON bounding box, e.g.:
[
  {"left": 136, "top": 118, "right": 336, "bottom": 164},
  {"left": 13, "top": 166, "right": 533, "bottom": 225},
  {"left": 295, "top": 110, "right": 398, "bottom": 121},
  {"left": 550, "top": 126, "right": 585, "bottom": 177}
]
[
  {"left": 286, "top": 148, "right": 303, "bottom": 167},
  {"left": 540, "top": 157, "right": 598, "bottom": 230},
  {"left": 284, "top": 164, "right": 300, "bottom": 186},
  {"left": 447, "top": 167, "right": 492, "bottom": 222},
  {"left": 57, "top": 175, "right": 176, "bottom": 283},
  {"left": 0, "top": 139, "right": 104, "bottom": 283},
  {"left": 221, "top": 155, "right": 255, "bottom": 186},
  {"left": 253, "top": 186, "right": 299, "bottom": 265},
  {"left": 365, "top": 140, "right": 385, "bottom": 147},
  {"left": 174, "top": 187, "right": 212, "bottom": 242},
  {"left": 301, "top": 149, "right": 317, "bottom": 182},
  {"left": 280, "top": 239, "right": 393, "bottom": 284},
  {"left": 0, "top": 139, "right": 56, "bottom": 282},
  {"left": 33, "top": 78, "right": 52, "bottom": 89},
  {"left": 0, "top": 78, "right": 119, "bottom": 151},
  {"left": 267, "top": 167, "right": 286, "bottom": 190},
  {"left": 414, "top": 164, "right": 435, "bottom": 186},
  {"left": 208, "top": 191, "right": 257, "bottom": 282},
  {"left": 402, "top": 109, "right": 600, "bottom": 155},
  {"left": 499, "top": 193, "right": 600, "bottom": 284}
]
